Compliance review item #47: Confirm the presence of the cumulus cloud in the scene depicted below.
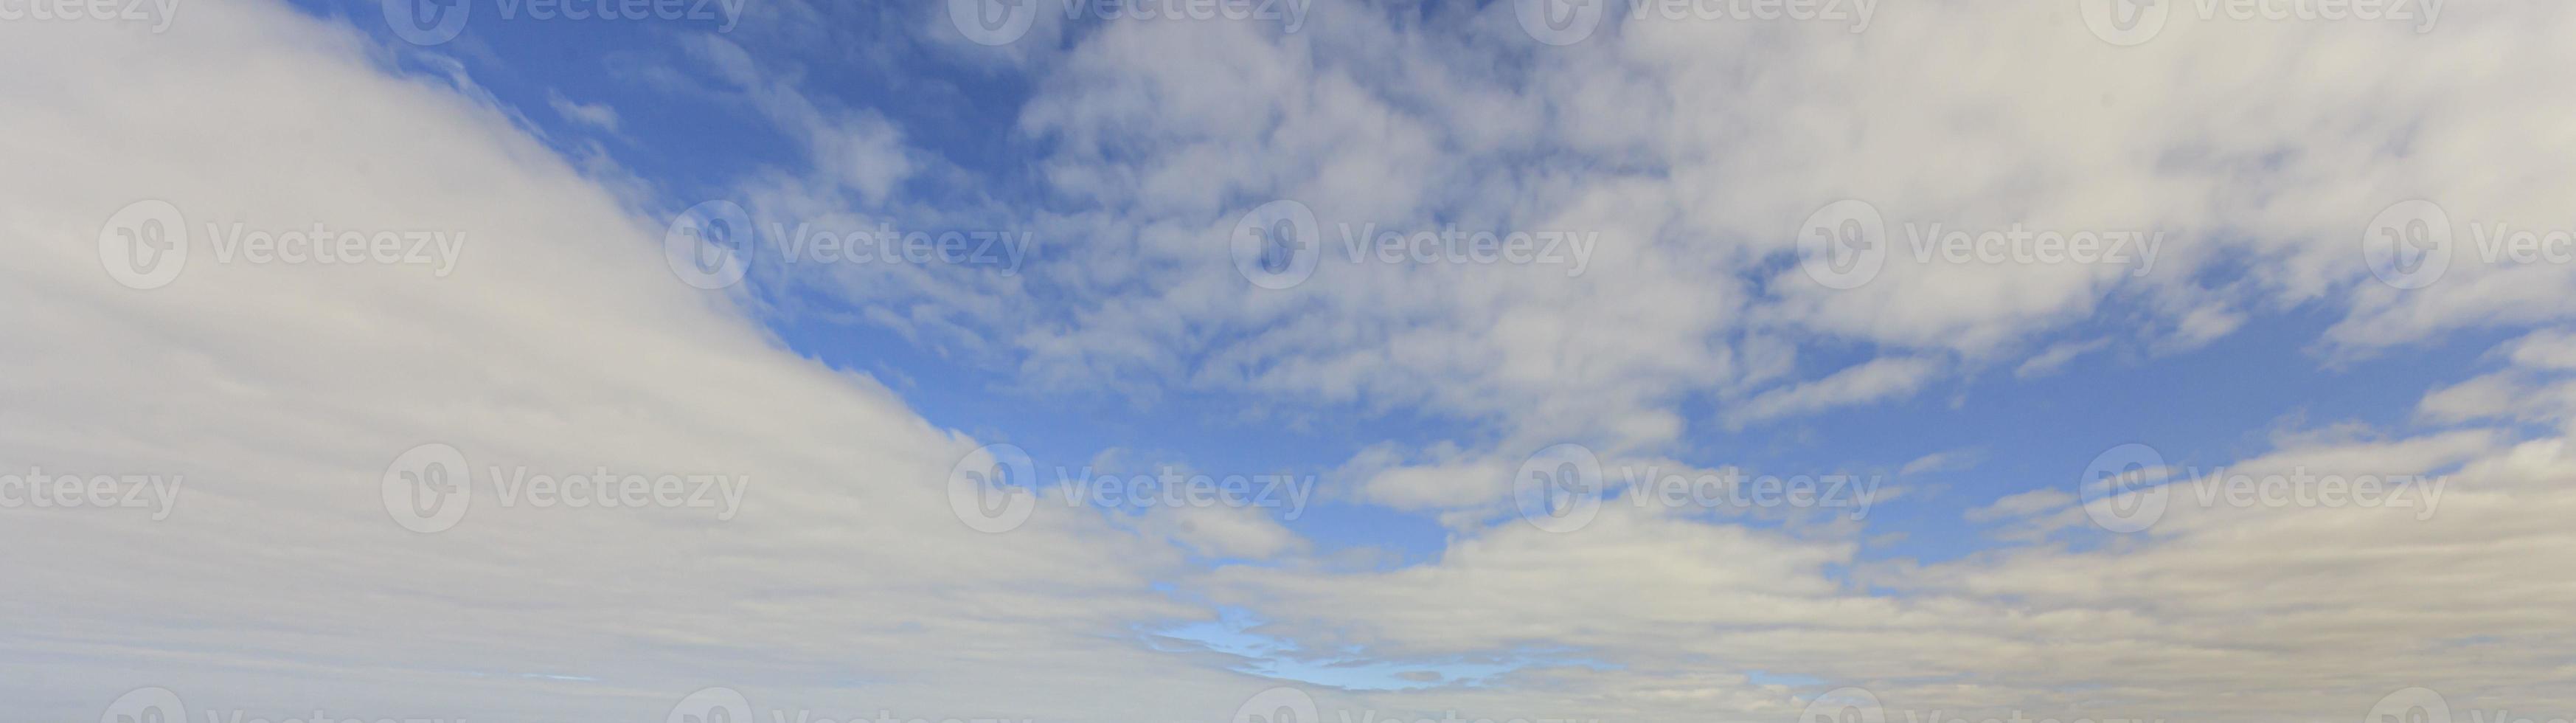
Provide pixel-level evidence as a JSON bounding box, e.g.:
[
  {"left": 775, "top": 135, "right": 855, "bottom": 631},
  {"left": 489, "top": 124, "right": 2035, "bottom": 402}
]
[{"left": 0, "top": 7, "right": 1271, "bottom": 720}]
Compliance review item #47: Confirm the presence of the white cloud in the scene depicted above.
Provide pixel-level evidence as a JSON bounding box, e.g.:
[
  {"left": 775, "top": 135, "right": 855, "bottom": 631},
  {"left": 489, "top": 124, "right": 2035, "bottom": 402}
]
[
  {"left": 1964, "top": 488, "right": 2072, "bottom": 523},
  {"left": 2013, "top": 339, "right": 2109, "bottom": 378},
  {"left": 546, "top": 91, "right": 620, "bottom": 132},
  {"left": 1725, "top": 356, "right": 1942, "bottom": 428},
  {"left": 0, "top": 7, "right": 1273, "bottom": 720}
]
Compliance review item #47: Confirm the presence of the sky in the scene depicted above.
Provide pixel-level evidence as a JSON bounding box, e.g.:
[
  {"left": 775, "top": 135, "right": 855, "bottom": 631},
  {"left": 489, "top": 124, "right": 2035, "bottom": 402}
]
[{"left": 5, "top": 0, "right": 2576, "bottom": 722}]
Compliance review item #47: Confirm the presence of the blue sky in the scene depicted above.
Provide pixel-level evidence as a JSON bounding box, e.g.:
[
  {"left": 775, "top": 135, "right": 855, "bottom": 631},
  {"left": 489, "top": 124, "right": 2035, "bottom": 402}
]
[
  {"left": 311, "top": 0, "right": 2510, "bottom": 566},
  {"left": 361, "top": 0, "right": 2538, "bottom": 675},
  {"left": 313, "top": 0, "right": 2554, "bottom": 689}
]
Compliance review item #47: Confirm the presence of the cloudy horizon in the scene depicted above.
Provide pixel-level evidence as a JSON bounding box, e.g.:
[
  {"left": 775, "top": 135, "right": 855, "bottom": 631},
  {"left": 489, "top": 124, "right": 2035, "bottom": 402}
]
[{"left": 6, "top": 1, "right": 2574, "bottom": 722}]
